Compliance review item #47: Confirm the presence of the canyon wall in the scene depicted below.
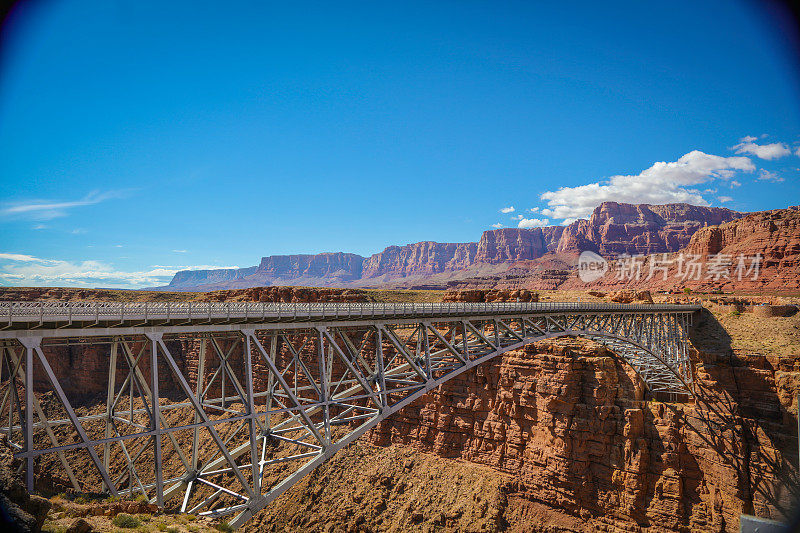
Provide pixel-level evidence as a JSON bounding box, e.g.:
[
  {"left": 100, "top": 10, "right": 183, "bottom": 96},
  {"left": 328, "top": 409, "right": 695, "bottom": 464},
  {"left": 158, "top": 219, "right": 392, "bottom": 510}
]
[
  {"left": 165, "top": 202, "right": 741, "bottom": 290},
  {"left": 364, "top": 317, "right": 798, "bottom": 531},
  {"left": 361, "top": 242, "right": 477, "bottom": 279},
  {"left": 19, "top": 303, "right": 800, "bottom": 531},
  {"left": 559, "top": 206, "right": 800, "bottom": 292}
]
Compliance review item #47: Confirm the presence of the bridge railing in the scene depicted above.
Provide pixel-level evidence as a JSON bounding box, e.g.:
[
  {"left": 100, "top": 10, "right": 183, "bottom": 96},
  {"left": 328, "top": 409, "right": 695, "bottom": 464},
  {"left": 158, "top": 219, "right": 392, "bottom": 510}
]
[{"left": 0, "top": 300, "right": 701, "bottom": 326}]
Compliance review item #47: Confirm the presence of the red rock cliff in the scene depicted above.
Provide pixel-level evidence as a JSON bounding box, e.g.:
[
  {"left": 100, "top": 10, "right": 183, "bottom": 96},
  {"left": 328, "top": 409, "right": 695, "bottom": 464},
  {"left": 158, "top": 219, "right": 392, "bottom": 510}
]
[
  {"left": 165, "top": 202, "right": 742, "bottom": 290},
  {"left": 369, "top": 324, "right": 798, "bottom": 531},
  {"left": 361, "top": 242, "right": 477, "bottom": 279}
]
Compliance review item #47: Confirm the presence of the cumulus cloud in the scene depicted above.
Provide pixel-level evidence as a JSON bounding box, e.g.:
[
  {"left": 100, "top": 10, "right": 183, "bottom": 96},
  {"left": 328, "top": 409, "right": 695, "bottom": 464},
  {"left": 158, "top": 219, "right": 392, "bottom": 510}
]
[
  {"left": 500, "top": 206, "right": 515, "bottom": 214},
  {"left": 730, "top": 180, "right": 741, "bottom": 188},
  {"left": 517, "top": 217, "right": 550, "bottom": 229},
  {"left": 539, "top": 150, "right": 755, "bottom": 221},
  {"left": 491, "top": 223, "right": 504, "bottom": 228},
  {"left": 732, "top": 138, "right": 791, "bottom": 160},
  {"left": 757, "top": 169, "right": 784, "bottom": 182},
  {"left": 717, "top": 196, "right": 734, "bottom": 203},
  {"left": 0, "top": 190, "right": 132, "bottom": 221},
  {"left": 529, "top": 207, "right": 539, "bottom": 213},
  {"left": 0, "top": 252, "right": 237, "bottom": 288}
]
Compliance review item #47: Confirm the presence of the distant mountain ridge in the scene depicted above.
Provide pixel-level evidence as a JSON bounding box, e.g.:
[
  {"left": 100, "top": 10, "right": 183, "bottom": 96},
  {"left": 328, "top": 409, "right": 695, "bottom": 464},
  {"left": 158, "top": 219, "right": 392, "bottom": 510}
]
[{"left": 163, "top": 202, "right": 742, "bottom": 291}]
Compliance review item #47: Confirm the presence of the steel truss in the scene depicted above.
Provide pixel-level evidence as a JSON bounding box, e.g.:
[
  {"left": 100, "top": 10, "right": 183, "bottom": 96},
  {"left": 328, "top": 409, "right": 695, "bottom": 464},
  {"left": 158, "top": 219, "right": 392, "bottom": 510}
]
[{"left": 0, "top": 302, "right": 698, "bottom": 528}]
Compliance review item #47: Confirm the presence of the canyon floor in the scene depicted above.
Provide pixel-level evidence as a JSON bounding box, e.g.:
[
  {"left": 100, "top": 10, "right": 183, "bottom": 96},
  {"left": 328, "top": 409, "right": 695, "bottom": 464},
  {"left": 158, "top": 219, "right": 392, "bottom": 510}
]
[{"left": 2, "top": 287, "right": 799, "bottom": 532}]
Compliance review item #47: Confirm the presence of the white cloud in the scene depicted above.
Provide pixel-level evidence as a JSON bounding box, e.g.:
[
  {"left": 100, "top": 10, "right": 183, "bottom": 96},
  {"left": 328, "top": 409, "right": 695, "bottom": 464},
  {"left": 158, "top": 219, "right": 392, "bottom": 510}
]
[
  {"left": 757, "top": 169, "right": 784, "bottom": 182},
  {"left": 0, "top": 253, "right": 45, "bottom": 262},
  {"left": 740, "top": 135, "right": 758, "bottom": 143},
  {"left": 491, "top": 223, "right": 504, "bottom": 228},
  {"left": 0, "top": 190, "right": 132, "bottom": 221},
  {"left": 539, "top": 150, "right": 755, "bottom": 221},
  {"left": 71, "top": 228, "right": 86, "bottom": 235},
  {"left": 529, "top": 207, "right": 539, "bottom": 213},
  {"left": 511, "top": 214, "right": 523, "bottom": 220},
  {"left": 32, "top": 224, "right": 47, "bottom": 230},
  {"left": 500, "top": 206, "right": 515, "bottom": 214},
  {"left": 0, "top": 253, "right": 239, "bottom": 288},
  {"left": 172, "top": 249, "right": 188, "bottom": 253},
  {"left": 730, "top": 180, "right": 741, "bottom": 188},
  {"left": 717, "top": 196, "right": 734, "bottom": 203},
  {"left": 732, "top": 139, "right": 791, "bottom": 160},
  {"left": 517, "top": 217, "right": 550, "bottom": 229},
  {"left": 795, "top": 146, "right": 800, "bottom": 157}
]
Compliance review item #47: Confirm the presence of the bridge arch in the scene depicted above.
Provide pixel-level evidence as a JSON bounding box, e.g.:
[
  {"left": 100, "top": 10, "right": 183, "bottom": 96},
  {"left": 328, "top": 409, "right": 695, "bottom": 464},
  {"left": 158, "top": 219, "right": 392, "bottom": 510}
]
[{"left": 0, "top": 301, "right": 698, "bottom": 527}]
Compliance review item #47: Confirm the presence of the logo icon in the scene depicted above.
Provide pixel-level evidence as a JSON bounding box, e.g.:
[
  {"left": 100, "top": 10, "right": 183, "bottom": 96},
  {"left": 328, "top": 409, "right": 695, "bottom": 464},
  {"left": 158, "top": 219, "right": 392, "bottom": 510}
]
[{"left": 578, "top": 251, "right": 608, "bottom": 283}]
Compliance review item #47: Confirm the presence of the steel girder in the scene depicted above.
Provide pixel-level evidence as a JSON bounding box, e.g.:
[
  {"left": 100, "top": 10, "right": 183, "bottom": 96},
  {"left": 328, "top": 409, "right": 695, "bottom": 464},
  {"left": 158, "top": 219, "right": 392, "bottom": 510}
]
[{"left": 0, "top": 304, "right": 696, "bottom": 528}]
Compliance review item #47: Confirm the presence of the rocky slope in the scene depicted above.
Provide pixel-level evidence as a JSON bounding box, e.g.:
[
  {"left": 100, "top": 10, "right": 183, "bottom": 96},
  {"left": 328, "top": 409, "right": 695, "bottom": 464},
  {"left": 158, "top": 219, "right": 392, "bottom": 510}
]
[
  {"left": 246, "top": 309, "right": 800, "bottom": 532},
  {"left": 558, "top": 206, "right": 800, "bottom": 292},
  {"left": 164, "top": 202, "right": 740, "bottom": 290}
]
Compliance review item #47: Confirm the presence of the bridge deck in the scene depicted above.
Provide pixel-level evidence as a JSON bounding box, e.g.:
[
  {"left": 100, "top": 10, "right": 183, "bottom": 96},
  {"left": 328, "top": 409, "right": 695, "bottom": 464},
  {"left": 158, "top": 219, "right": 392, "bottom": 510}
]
[{"left": 0, "top": 301, "right": 701, "bottom": 337}]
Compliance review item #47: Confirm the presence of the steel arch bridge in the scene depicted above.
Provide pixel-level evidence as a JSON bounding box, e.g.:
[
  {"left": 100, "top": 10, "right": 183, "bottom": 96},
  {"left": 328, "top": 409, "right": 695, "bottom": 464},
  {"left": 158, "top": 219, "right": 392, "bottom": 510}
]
[{"left": 0, "top": 300, "right": 699, "bottom": 527}]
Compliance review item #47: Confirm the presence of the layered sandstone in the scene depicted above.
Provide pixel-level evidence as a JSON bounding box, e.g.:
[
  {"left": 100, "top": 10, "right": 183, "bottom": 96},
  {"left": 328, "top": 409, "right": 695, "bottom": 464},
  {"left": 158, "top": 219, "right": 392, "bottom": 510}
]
[
  {"left": 560, "top": 206, "right": 800, "bottom": 292},
  {"left": 558, "top": 202, "right": 741, "bottom": 256},
  {"left": 165, "top": 202, "right": 739, "bottom": 290},
  {"left": 441, "top": 288, "right": 539, "bottom": 303},
  {"left": 366, "top": 329, "right": 798, "bottom": 531},
  {"left": 361, "top": 242, "right": 477, "bottom": 279}
]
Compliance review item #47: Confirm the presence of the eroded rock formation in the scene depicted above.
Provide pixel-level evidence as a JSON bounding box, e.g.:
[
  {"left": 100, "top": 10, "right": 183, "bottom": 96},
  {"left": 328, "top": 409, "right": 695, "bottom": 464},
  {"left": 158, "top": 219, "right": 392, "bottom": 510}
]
[{"left": 164, "top": 202, "right": 741, "bottom": 290}]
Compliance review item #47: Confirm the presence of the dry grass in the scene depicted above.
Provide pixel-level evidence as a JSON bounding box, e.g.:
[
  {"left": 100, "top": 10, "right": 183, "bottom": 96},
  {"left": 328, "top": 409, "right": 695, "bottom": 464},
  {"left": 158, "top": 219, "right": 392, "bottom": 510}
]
[{"left": 710, "top": 309, "right": 800, "bottom": 358}]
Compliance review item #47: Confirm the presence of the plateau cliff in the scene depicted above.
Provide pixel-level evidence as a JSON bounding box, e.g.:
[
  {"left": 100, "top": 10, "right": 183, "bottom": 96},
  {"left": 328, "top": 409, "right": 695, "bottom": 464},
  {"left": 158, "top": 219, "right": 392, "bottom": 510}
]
[{"left": 164, "top": 202, "right": 741, "bottom": 290}]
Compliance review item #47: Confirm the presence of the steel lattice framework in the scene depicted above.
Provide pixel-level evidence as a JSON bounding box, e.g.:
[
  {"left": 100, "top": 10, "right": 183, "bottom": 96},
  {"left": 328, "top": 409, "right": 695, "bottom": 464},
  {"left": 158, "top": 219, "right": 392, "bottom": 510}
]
[{"left": 0, "top": 301, "right": 699, "bottom": 527}]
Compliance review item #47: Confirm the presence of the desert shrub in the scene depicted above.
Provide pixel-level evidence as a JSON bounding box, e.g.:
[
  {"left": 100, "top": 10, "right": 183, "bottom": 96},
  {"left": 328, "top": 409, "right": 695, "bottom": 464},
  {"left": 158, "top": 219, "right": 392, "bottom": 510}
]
[
  {"left": 112, "top": 513, "right": 142, "bottom": 528},
  {"left": 216, "top": 522, "right": 234, "bottom": 533}
]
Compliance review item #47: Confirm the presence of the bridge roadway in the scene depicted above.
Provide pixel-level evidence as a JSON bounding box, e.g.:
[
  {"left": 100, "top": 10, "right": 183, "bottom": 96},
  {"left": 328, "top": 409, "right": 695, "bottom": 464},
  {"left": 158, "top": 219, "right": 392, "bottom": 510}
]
[
  {"left": 0, "top": 300, "right": 700, "bottom": 527},
  {"left": 0, "top": 300, "right": 699, "bottom": 334}
]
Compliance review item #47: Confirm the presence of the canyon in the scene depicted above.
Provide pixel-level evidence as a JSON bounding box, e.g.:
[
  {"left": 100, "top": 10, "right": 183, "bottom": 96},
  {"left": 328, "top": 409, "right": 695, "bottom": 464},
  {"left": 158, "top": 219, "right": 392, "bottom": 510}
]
[
  {"left": 10, "top": 291, "right": 800, "bottom": 533},
  {"left": 162, "top": 202, "right": 742, "bottom": 291}
]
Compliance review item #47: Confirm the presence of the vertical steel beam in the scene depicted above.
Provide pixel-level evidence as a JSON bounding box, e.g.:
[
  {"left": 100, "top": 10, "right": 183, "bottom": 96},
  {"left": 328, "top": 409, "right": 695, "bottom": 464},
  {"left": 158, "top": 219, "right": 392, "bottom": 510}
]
[
  {"left": 375, "top": 327, "right": 387, "bottom": 408},
  {"left": 147, "top": 333, "right": 164, "bottom": 507},
  {"left": 103, "top": 340, "right": 118, "bottom": 492},
  {"left": 317, "top": 328, "right": 331, "bottom": 447},
  {"left": 241, "top": 330, "right": 261, "bottom": 495},
  {"left": 191, "top": 336, "right": 206, "bottom": 470},
  {"left": 21, "top": 338, "right": 36, "bottom": 492},
  {"left": 421, "top": 323, "right": 431, "bottom": 381}
]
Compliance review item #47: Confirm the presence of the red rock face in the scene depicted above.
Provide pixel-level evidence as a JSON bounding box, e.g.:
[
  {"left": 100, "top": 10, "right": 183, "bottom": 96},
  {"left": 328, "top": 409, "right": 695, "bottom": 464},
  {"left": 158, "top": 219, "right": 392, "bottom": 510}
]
[
  {"left": 475, "top": 228, "right": 549, "bottom": 263},
  {"left": 562, "top": 206, "right": 800, "bottom": 291},
  {"left": 256, "top": 252, "right": 364, "bottom": 281},
  {"left": 369, "top": 335, "right": 798, "bottom": 531},
  {"left": 165, "top": 202, "right": 741, "bottom": 290},
  {"left": 361, "top": 242, "right": 477, "bottom": 279},
  {"left": 578, "top": 202, "right": 741, "bottom": 256}
]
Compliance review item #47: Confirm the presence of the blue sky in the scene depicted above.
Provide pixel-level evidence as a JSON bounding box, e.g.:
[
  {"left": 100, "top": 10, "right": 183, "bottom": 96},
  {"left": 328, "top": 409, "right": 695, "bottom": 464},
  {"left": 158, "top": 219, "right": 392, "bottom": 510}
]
[{"left": 1, "top": 0, "right": 799, "bottom": 288}]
